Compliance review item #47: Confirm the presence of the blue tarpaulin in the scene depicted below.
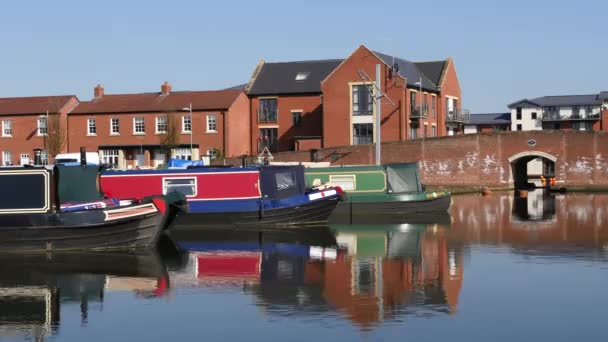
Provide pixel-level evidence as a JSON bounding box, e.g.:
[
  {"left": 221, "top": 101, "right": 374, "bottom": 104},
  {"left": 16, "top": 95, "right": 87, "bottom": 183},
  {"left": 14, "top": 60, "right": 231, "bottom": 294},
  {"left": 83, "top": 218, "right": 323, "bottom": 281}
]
[{"left": 167, "top": 158, "right": 206, "bottom": 168}]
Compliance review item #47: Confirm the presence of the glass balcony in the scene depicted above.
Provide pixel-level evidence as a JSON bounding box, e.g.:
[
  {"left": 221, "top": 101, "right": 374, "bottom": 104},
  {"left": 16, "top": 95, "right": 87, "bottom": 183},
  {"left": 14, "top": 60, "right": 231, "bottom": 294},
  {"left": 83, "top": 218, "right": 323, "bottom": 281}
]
[
  {"left": 446, "top": 108, "right": 471, "bottom": 123},
  {"left": 542, "top": 112, "right": 600, "bottom": 121},
  {"left": 410, "top": 105, "right": 429, "bottom": 119}
]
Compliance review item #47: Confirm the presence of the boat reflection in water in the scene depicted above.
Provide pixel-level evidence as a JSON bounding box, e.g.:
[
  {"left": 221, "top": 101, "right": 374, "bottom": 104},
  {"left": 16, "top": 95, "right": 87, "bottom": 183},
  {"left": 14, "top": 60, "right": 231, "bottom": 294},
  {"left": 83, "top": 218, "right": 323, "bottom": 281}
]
[
  {"left": 512, "top": 188, "right": 556, "bottom": 222},
  {"left": 0, "top": 250, "right": 170, "bottom": 341},
  {"left": 168, "top": 217, "right": 461, "bottom": 330}
]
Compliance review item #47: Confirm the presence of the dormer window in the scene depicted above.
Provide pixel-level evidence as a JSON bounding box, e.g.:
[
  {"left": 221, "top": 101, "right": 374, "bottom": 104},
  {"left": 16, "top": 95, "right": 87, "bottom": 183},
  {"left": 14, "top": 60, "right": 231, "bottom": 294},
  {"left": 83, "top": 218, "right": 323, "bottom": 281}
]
[{"left": 295, "top": 72, "right": 310, "bottom": 81}]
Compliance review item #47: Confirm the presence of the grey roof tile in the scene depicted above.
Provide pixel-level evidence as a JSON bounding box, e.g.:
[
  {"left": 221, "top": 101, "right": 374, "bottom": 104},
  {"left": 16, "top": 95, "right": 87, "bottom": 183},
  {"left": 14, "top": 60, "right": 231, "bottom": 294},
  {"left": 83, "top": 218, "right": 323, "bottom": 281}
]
[
  {"left": 248, "top": 59, "right": 343, "bottom": 95},
  {"left": 469, "top": 113, "right": 511, "bottom": 125},
  {"left": 373, "top": 51, "right": 438, "bottom": 91},
  {"left": 415, "top": 61, "right": 447, "bottom": 86},
  {"left": 509, "top": 94, "right": 602, "bottom": 108}
]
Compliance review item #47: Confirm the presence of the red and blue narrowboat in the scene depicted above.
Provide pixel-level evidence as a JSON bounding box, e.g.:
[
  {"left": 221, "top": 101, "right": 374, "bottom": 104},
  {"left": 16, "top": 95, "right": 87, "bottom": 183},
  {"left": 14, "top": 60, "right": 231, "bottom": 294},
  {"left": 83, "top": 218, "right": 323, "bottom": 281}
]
[{"left": 100, "top": 165, "right": 342, "bottom": 227}]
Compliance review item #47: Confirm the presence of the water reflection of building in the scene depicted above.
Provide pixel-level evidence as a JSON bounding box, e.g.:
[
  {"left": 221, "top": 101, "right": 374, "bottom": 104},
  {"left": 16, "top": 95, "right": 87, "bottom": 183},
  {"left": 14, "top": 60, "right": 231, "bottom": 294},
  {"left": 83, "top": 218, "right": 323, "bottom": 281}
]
[
  {"left": 450, "top": 192, "right": 608, "bottom": 256},
  {"left": 512, "top": 189, "right": 556, "bottom": 222},
  {"left": 168, "top": 225, "right": 463, "bottom": 330}
]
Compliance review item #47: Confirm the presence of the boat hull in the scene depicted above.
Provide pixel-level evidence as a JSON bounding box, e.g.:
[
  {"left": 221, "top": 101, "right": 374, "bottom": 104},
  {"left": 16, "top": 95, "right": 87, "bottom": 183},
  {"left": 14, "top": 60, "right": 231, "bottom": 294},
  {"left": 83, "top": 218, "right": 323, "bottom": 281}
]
[
  {"left": 173, "top": 196, "right": 339, "bottom": 228},
  {"left": 0, "top": 202, "right": 168, "bottom": 252}
]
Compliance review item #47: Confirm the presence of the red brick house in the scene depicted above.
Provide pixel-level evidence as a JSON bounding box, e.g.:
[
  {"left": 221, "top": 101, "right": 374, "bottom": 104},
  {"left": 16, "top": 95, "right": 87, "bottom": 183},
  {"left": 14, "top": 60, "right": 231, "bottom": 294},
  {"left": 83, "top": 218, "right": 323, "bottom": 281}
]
[
  {"left": 245, "top": 59, "right": 342, "bottom": 153},
  {"left": 0, "top": 95, "right": 79, "bottom": 165},
  {"left": 322, "top": 45, "right": 465, "bottom": 148},
  {"left": 68, "top": 82, "right": 250, "bottom": 169}
]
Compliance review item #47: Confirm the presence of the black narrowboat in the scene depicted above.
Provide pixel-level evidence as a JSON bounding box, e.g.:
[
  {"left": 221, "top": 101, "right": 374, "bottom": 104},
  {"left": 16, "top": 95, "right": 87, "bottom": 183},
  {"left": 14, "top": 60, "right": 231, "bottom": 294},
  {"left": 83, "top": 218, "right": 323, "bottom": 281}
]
[{"left": 0, "top": 165, "right": 171, "bottom": 252}]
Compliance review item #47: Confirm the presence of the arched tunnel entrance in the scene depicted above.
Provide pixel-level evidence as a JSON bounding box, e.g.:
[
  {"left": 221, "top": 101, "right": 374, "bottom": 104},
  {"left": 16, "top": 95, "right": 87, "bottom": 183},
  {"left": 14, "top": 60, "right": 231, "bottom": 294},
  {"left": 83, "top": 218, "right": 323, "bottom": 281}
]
[{"left": 508, "top": 152, "right": 557, "bottom": 190}]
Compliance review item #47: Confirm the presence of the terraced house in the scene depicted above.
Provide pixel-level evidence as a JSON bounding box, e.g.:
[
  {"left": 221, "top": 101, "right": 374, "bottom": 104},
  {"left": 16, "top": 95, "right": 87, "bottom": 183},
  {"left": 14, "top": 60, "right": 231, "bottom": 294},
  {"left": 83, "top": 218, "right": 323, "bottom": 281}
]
[
  {"left": 68, "top": 83, "right": 250, "bottom": 169},
  {"left": 0, "top": 95, "right": 78, "bottom": 165}
]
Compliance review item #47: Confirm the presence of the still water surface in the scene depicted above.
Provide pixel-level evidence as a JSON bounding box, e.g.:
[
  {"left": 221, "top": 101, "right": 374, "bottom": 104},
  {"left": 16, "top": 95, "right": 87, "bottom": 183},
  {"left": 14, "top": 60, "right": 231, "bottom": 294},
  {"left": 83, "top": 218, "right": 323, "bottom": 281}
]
[{"left": 2, "top": 190, "right": 608, "bottom": 341}]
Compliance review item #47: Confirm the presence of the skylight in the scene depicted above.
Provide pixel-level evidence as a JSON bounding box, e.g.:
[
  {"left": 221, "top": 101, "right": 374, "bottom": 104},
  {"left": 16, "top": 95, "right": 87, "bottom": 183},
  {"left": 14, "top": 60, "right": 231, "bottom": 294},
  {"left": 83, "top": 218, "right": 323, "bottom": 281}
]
[{"left": 295, "top": 72, "right": 310, "bottom": 81}]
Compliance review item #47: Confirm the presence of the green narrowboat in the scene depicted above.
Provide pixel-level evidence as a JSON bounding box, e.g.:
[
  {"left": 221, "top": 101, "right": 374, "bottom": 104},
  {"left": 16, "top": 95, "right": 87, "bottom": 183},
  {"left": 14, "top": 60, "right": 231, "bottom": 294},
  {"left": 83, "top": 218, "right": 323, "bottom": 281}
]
[{"left": 305, "top": 163, "right": 452, "bottom": 221}]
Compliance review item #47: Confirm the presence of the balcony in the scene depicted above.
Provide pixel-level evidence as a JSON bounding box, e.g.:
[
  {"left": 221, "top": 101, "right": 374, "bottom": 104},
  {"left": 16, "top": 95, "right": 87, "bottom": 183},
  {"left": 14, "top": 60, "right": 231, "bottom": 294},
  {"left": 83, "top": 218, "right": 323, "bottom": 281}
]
[
  {"left": 542, "top": 112, "right": 600, "bottom": 121},
  {"left": 446, "top": 108, "right": 471, "bottom": 123},
  {"left": 258, "top": 110, "right": 278, "bottom": 124},
  {"left": 410, "top": 105, "right": 429, "bottom": 119}
]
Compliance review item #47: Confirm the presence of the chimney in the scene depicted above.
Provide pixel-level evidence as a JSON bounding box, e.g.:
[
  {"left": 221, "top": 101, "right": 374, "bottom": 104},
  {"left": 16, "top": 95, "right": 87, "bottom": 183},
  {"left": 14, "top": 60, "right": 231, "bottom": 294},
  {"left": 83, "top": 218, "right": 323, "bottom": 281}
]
[
  {"left": 161, "top": 81, "right": 171, "bottom": 96},
  {"left": 94, "top": 84, "right": 104, "bottom": 98}
]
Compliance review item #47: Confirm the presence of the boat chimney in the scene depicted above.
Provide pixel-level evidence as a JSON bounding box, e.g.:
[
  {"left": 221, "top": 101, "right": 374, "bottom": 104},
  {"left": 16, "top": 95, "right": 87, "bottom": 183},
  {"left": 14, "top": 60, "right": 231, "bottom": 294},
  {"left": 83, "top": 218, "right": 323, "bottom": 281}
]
[
  {"left": 80, "top": 147, "right": 87, "bottom": 167},
  {"left": 240, "top": 154, "right": 247, "bottom": 168}
]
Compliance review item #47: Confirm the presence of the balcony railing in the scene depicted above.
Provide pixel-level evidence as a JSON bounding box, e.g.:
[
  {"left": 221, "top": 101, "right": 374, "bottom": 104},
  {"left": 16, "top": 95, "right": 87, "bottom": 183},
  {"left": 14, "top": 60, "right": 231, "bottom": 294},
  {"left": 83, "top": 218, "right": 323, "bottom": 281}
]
[
  {"left": 446, "top": 108, "right": 471, "bottom": 123},
  {"left": 258, "top": 110, "right": 278, "bottom": 123},
  {"left": 411, "top": 105, "right": 429, "bottom": 119},
  {"left": 542, "top": 112, "right": 600, "bottom": 121},
  {"left": 353, "top": 135, "right": 373, "bottom": 145}
]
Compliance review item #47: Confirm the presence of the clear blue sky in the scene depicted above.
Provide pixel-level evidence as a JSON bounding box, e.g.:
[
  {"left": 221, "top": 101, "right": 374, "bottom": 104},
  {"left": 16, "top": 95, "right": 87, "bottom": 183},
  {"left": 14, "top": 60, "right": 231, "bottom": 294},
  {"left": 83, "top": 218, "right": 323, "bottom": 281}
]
[{"left": 0, "top": 0, "right": 606, "bottom": 112}]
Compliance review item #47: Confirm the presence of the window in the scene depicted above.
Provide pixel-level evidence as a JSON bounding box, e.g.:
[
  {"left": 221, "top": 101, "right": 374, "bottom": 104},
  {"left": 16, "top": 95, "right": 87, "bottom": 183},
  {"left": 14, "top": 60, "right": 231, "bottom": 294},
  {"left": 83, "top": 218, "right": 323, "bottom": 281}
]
[
  {"left": 516, "top": 124, "right": 522, "bottom": 131},
  {"left": 174, "top": 148, "right": 192, "bottom": 160},
  {"left": 163, "top": 178, "right": 196, "bottom": 197},
  {"left": 353, "top": 124, "right": 373, "bottom": 145},
  {"left": 207, "top": 114, "right": 217, "bottom": 132},
  {"left": 20, "top": 153, "right": 30, "bottom": 166},
  {"left": 101, "top": 149, "right": 120, "bottom": 166},
  {"left": 111, "top": 118, "right": 119, "bottom": 135},
  {"left": 2, "top": 151, "right": 12, "bottom": 166},
  {"left": 329, "top": 175, "right": 356, "bottom": 191},
  {"left": 572, "top": 106, "right": 580, "bottom": 118},
  {"left": 2, "top": 120, "right": 12, "bottom": 137},
  {"left": 410, "top": 91, "right": 417, "bottom": 116},
  {"left": 573, "top": 121, "right": 593, "bottom": 131},
  {"left": 258, "top": 128, "right": 278, "bottom": 152},
  {"left": 37, "top": 117, "right": 48, "bottom": 136},
  {"left": 207, "top": 149, "right": 218, "bottom": 160},
  {"left": 410, "top": 126, "right": 417, "bottom": 140},
  {"left": 156, "top": 116, "right": 168, "bottom": 134},
  {"left": 182, "top": 115, "right": 192, "bottom": 133},
  {"left": 259, "top": 98, "right": 278, "bottom": 123},
  {"left": 423, "top": 94, "right": 428, "bottom": 115},
  {"left": 424, "top": 125, "right": 428, "bottom": 138},
  {"left": 40, "top": 150, "right": 49, "bottom": 165},
  {"left": 431, "top": 96, "right": 436, "bottom": 117},
  {"left": 134, "top": 117, "right": 145, "bottom": 134},
  {"left": 516, "top": 108, "right": 522, "bottom": 120},
  {"left": 295, "top": 72, "right": 310, "bottom": 81},
  {"left": 431, "top": 125, "right": 436, "bottom": 137},
  {"left": 353, "top": 84, "right": 373, "bottom": 116},
  {"left": 292, "top": 111, "right": 302, "bottom": 127},
  {"left": 531, "top": 112, "right": 537, "bottom": 120},
  {"left": 87, "top": 118, "right": 96, "bottom": 135}
]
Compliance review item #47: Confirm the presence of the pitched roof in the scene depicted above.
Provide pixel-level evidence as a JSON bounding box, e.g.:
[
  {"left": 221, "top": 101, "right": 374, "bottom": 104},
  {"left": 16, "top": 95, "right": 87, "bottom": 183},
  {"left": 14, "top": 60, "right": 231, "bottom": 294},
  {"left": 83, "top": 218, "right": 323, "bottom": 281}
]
[
  {"left": 598, "top": 91, "right": 608, "bottom": 101},
  {"left": 72, "top": 90, "right": 242, "bottom": 114},
  {"left": 0, "top": 95, "right": 77, "bottom": 115},
  {"left": 247, "top": 59, "right": 343, "bottom": 95},
  {"left": 469, "top": 113, "right": 511, "bottom": 125},
  {"left": 414, "top": 61, "right": 447, "bottom": 86},
  {"left": 372, "top": 51, "right": 440, "bottom": 91},
  {"left": 509, "top": 94, "right": 602, "bottom": 108}
]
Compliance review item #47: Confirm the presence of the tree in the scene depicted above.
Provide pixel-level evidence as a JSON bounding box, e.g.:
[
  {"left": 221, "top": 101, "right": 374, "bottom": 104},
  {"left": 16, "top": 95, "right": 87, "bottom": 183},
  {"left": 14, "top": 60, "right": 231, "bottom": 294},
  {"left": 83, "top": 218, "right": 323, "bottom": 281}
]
[
  {"left": 158, "top": 113, "right": 181, "bottom": 163},
  {"left": 46, "top": 112, "right": 66, "bottom": 160}
]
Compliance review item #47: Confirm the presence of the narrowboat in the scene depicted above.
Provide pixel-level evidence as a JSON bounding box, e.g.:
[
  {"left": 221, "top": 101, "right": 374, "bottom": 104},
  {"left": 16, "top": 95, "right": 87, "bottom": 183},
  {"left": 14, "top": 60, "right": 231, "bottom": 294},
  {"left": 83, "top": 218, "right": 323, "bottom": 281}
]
[
  {"left": 100, "top": 165, "right": 342, "bottom": 227},
  {"left": 304, "top": 163, "right": 452, "bottom": 222},
  {"left": 0, "top": 165, "right": 171, "bottom": 252}
]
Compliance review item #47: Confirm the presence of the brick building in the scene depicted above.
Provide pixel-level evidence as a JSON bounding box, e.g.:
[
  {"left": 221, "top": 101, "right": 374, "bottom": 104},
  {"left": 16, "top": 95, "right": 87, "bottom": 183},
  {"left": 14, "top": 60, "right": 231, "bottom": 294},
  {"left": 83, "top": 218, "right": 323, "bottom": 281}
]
[
  {"left": 322, "top": 46, "right": 465, "bottom": 148},
  {"left": 246, "top": 59, "right": 342, "bottom": 153},
  {"left": 0, "top": 95, "right": 79, "bottom": 165},
  {"left": 68, "top": 83, "right": 250, "bottom": 169},
  {"left": 464, "top": 113, "right": 511, "bottom": 134}
]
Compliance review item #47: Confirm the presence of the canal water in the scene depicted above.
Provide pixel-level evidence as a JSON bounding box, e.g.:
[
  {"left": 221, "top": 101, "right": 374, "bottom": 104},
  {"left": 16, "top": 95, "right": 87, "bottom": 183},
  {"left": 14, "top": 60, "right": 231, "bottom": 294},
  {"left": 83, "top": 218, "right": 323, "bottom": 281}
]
[{"left": 2, "top": 190, "right": 608, "bottom": 341}]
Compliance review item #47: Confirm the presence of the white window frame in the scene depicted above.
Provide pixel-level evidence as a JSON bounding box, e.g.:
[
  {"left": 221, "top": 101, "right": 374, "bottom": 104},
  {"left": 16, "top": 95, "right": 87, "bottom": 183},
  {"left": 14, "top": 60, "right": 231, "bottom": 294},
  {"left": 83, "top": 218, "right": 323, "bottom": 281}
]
[
  {"left": 295, "top": 72, "right": 310, "bottom": 81},
  {"left": 100, "top": 149, "right": 120, "bottom": 166},
  {"left": 2, "top": 151, "right": 12, "bottom": 166},
  {"left": 2, "top": 120, "right": 12, "bottom": 137},
  {"left": 110, "top": 118, "right": 120, "bottom": 135},
  {"left": 162, "top": 177, "right": 197, "bottom": 198},
  {"left": 156, "top": 116, "right": 168, "bottom": 134},
  {"left": 87, "top": 118, "right": 97, "bottom": 136},
  {"left": 329, "top": 174, "right": 356, "bottom": 191},
  {"left": 173, "top": 148, "right": 192, "bottom": 160},
  {"left": 206, "top": 114, "right": 217, "bottom": 133},
  {"left": 20, "top": 153, "right": 30, "bottom": 166},
  {"left": 182, "top": 115, "right": 192, "bottom": 133},
  {"left": 133, "top": 117, "right": 145, "bottom": 135},
  {"left": 37, "top": 117, "right": 48, "bottom": 136},
  {"left": 40, "top": 150, "right": 49, "bottom": 165}
]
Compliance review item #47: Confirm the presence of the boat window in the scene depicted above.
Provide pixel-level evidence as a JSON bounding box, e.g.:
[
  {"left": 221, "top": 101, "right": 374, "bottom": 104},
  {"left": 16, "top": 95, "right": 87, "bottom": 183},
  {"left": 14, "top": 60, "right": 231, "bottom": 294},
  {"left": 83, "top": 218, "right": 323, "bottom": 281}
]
[
  {"left": 329, "top": 175, "right": 356, "bottom": 191},
  {"left": 386, "top": 164, "right": 421, "bottom": 193},
  {"left": 163, "top": 178, "right": 196, "bottom": 197},
  {"left": 275, "top": 171, "right": 296, "bottom": 191}
]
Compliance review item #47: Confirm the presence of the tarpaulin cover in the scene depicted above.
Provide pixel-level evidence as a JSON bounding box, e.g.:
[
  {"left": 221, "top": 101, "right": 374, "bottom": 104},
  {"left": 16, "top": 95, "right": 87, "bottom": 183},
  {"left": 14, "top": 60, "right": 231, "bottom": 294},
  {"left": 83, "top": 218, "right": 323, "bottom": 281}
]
[
  {"left": 259, "top": 165, "right": 306, "bottom": 200},
  {"left": 56, "top": 165, "right": 104, "bottom": 204},
  {"left": 385, "top": 163, "right": 422, "bottom": 193},
  {"left": 167, "top": 158, "right": 206, "bottom": 168}
]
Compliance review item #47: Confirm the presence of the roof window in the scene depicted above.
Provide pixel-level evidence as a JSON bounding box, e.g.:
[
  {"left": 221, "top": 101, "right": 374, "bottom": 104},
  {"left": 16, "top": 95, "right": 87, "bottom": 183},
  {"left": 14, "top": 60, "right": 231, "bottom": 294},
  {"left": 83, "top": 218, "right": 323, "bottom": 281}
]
[{"left": 295, "top": 72, "right": 310, "bottom": 81}]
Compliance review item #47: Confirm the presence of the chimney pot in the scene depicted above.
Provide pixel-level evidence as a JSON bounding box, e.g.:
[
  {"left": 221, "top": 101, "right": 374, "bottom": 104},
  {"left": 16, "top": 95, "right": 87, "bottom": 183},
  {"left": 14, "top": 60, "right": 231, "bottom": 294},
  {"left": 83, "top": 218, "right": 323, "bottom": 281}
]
[
  {"left": 94, "top": 84, "right": 104, "bottom": 98},
  {"left": 161, "top": 81, "right": 171, "bottom": 96}
]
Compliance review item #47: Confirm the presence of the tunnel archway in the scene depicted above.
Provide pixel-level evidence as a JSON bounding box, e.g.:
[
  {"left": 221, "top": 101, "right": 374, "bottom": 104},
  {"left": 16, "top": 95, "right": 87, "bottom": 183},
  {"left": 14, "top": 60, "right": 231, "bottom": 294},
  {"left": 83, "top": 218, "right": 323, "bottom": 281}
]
[{"left": 508, "top": 151, "right": 557, "bottom": 190}]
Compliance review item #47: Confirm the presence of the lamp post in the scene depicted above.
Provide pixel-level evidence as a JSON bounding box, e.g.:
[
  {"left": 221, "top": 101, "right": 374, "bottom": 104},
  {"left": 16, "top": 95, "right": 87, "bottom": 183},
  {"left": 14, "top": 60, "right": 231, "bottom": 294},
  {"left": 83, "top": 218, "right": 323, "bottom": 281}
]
[{"left": 181, "top": 103, "right": 193, "bottom": 160}]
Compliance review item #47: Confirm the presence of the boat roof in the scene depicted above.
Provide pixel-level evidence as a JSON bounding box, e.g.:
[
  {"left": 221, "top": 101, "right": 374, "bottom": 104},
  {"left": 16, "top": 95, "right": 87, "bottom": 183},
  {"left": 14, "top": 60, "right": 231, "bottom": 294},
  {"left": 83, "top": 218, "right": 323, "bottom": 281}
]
[{"left": 305, "top": 163, "right": 418, "bottom": 173}]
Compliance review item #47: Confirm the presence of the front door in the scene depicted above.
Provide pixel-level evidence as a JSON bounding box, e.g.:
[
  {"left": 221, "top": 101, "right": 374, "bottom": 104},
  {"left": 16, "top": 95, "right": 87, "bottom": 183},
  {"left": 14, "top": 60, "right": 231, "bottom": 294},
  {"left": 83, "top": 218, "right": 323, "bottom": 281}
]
[
  {"left": 154, "top": 151, "right": 166, "bottom": 168},
  {"left": 20, "top": 153, "right": 30, "bottom": 166}
]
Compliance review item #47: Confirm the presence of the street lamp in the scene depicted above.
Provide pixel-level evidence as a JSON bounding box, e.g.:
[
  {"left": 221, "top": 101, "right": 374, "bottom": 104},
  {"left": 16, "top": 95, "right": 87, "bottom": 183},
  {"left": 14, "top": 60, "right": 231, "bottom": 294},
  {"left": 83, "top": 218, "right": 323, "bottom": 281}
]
[
  {"left": 181, "top": 103, "right": 193, "bottom": 160},
  {"left": 414, "top": 77, "right": 422, "bottom": 115}
]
